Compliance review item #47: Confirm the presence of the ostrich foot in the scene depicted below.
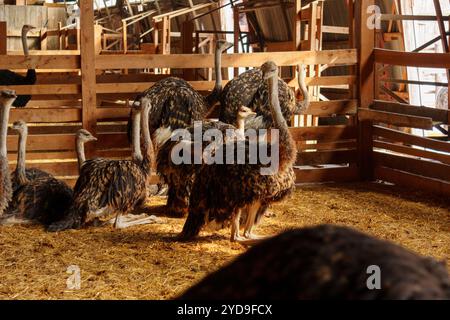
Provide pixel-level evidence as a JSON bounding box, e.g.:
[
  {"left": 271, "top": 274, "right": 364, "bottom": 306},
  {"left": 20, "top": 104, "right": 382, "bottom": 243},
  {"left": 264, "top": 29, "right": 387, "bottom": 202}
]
[
  {"left": 243, "top": 231, "right": 268, "bottom": 240},
  {"left": 110, "top": 214, "right": 162, "bottom": 229},
  {"left": 234, "top": 237, "right": 264, "bottom": 246}
]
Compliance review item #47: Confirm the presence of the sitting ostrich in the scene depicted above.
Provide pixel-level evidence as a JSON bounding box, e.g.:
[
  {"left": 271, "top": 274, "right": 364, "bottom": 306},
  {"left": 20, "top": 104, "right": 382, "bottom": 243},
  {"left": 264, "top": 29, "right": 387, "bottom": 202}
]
[
  {"left": 179, "top": 225, "right": 450, "bottom": 300},
  {"left": 47, "top": 100, "right": 158, "bottom": 231},
  {"left": 0, "top": 90, "right": 17, "bottom": 216},
  {"left": 1, "top": 120, "right": 73, "bottom": 226},
  {"left": 178, "top": 61, "right": 296, "bottom": 244},
  {"left": 0, "top": 25, "right": 37, "bottom": 108},
  {"left": 157, "top": 106, "right": 256, "bottom": 217},
  {"left": 219, "top": 63, "right": 310, "bottom": 129}
]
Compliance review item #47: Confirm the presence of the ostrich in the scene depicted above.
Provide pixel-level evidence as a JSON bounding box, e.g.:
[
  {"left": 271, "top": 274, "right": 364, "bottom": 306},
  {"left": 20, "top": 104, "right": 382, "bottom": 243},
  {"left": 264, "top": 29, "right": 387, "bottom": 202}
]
[
  {"left": 179, "top": 225, "right": 450, "bottom": 300},
  {"left": 1, "top": 120, "right": 73, "bottom": 226},
  {"left": 219, "top": 63, "right": 310, "bottom": 129},
  {"left": 0, "top": 90, "right": 16, "bottom": 217},
  {"left": 47, "top": 100, "right": 159, "bottom": 232},
  {"left": 10, "top": 120, "right": 51, "bottom": 192},
  {"left": 157, "top": 106, "right": 256, "bottom": 218},
  {"left": 128, "top": 39, "right": 233, "bottom": 142},
  {"left": 75, "top": 129, "right": 97, "bottom": 172},
  {"left": 0, "top": 25, "right": 37, "bottom": 108},
  {"left": 178, "top": 61, "right": 296, "bottom": 244}
]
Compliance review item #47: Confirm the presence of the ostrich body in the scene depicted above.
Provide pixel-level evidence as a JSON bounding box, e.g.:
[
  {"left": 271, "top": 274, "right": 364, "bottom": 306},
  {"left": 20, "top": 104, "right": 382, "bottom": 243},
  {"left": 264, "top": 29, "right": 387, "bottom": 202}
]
[
  {"left": 179, "top": 61, "right": 297, "bottom": 244},
  {"left": 47, "top": 101, "right": 156, "bottom": 231},
  {"left": 1, "top": 120, "right": 73, "bottom": 225},
  {"left": 127, "top": 40, "right": 232, "bottom": 141},
  {"left": 219, "top": 64, "right": 309, "bottom": 128},
  {"left": 10, "top": 120, "right": 51, "bottom": 192},
  {"left": 157, "top": 106, "right": 256, "bottom": 217},
  {"left": 0, "top": 90, "right": 17, "bottom": 216},
  {"left": 179, "top": 225, "right": 450, "bottom": 300},
  {"left": 0, "top": 25, "right": 37, "bottom": 108}
]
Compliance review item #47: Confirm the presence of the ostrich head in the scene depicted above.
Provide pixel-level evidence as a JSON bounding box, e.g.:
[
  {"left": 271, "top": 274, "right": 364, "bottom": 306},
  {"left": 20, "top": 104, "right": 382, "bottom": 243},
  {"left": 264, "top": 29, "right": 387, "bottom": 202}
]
[
  {"left": 216, "top": 39, "right": 233, "bottom": 53},
  {"left": 76, "top": 129, "right": 97, "bottom": 143},
  {"left": 261, "top": 61, "right": 278, "bottom": 80},
  {"left": 237, "top": 106, "right": 256, "bottom": 121},
  {"left": 0, "top": 90, "right": 17, "bottom": 106},
  {"left": 12, "top": 120, "right": 27, "bottom": 134},
  {"left": 22, "top": 24, "right": 36, "bottom": 34}
]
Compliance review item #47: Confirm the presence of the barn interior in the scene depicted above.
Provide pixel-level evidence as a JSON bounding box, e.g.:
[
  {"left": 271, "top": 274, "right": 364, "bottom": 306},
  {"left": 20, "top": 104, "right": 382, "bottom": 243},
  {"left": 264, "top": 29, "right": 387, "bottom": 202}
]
[{"left": 0, "top": 0, "right": 449, "bottom": 300}]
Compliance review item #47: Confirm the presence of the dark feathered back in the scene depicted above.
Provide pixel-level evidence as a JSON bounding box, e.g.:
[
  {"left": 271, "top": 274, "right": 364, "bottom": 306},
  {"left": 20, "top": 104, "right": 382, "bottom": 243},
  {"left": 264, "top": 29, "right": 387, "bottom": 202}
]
[
  {"left": 179, "top": 225, "right": 450, "bottom": 300},
  {"left": 0, "top": 69, "right": 36, "bottom": 108}
]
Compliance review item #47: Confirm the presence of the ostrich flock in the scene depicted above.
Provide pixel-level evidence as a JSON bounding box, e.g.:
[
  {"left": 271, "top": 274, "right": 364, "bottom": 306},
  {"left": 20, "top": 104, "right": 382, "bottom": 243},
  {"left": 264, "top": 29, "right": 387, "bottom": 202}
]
[{"left": 0, "top": 26, "right": 449, "bottom": 299}]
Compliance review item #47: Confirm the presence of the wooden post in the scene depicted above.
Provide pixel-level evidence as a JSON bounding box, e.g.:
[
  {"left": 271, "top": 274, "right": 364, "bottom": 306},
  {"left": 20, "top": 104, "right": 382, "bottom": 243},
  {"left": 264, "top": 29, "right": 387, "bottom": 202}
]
[
  {"left": 233, "top": 6, "right": 239, "bottom": 77},
  {"left": 80, "top": 0, "right": 97, "bottom": 157},
  {"left": 356, "top": 0, "right": 375, "bottom": 180},
  {"left": 0, "top": 21, "right": 6, "bottom": 55},
  {"left": 181, "top": 19, "right": 195, "bottom": 80},
  {"left": 40, "top": 27, "right": 47, "bottom": 51}
]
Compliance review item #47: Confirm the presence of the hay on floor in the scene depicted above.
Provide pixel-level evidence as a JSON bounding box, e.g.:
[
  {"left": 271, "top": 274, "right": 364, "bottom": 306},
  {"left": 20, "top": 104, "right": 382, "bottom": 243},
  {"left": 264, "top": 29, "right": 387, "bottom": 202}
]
[{"left": 0, "top": 182, "right": 448, "bottom": 299}]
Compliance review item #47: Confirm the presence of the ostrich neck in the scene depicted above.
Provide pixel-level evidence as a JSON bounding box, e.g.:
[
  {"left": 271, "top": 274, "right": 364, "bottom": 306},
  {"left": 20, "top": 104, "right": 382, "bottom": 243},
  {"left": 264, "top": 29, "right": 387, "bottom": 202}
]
[
  {"left": 141, "top": 106, "right": 154, "bottom": 169},
  {"left": 0, "top": 105, "right": 11, "bottom": 157},
  {"left": 296, "top": 66, "right": 310, "bottom": 113},
  {"left": 236, "top": 117, "right": 245, "bottom": 139},
  {"left": 268, "top": 76, "right": 287, "bottom": 131},
  {"left": 131, "top": 110, "right": 143, "bottom": 162},
  {"left": 76, "top": 138, "right": 86, "bottom": 171},
  {"left": 22, "top": 29, "right": 29, "bottom": 57},
  {"left": 16, "top": 128, "right": 28, "bottom": 184},
  {"left": 213, "top": 46, "right": 222, "bottom": 91}
]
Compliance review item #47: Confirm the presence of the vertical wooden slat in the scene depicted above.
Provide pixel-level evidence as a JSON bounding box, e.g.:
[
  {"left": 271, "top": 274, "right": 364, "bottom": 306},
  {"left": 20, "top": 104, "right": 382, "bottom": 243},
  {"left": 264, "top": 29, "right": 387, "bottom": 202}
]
[
  {"left": 233, "top": 6, "right": 239, "bottom": 77},
  {"left": 80, "top": 0, "right": 97, "bottom": 157},
  {"left": 357, "top": 0, "right": 375, "bottom": 180},
  {"left": 181, "top": 19, "right": 195, "bottom": 80},
  {"left": 0, "top": 21, "right": 6, "bottom": 55}
]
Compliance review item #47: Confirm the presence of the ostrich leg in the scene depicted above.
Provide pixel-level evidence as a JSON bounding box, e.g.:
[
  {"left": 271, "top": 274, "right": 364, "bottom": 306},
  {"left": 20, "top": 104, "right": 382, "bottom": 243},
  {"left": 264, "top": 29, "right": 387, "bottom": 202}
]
[{"left": 242, "top": 201, "right": 267, "bottom": 241}]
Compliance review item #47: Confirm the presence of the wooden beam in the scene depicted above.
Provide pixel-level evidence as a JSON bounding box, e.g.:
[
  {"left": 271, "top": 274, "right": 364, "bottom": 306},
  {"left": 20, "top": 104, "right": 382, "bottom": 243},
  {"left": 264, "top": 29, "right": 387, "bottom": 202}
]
[
  {"left": 296, "top": 149, "right": 357, "bottom": 166},
  {"left": 358, "top": 108, "right": 434, "bottom": 130},
  {"left": 374, "top": 48, "right": 450, "bottom": 68},
  {"left": 373, "top": 125, "right": 450, "bottom": 153},
  {"left": 295, "top": 166, "right": 359, "bottom": 183},
  {"left": 80, "top": 0, "right": 97, "bottom": 157},
  {"left": 0, "top": 21, "right": 6, "bottom": 55},
  {"left": 374, "top": 166, "right": 450, "bottom": 196},
  {"left": 0, "top": 55, "right": 80, "bottom": 69},
  {"left": 372, "top": 100, "right": 449, "bottom": 123},
  {"left": 95, "top": 49, "right": 358, "bottom": 69},
  {"left": 289, "top": 125, "right": 357, "bottom": 141},
  {"left": 357, "top": 0, "right": 375, "bottom": 181}
]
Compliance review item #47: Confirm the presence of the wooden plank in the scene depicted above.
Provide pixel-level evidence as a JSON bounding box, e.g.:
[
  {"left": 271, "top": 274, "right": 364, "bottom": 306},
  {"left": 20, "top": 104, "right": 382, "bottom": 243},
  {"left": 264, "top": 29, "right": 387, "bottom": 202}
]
[
  {"left": 0, "top": 55, "right": 80, "bottom": 69},
  {"left": 289, "top": 125, "right": 357, "bottom": 141},
  {"left": 80, "top": 0, "right": 97, "bottom": 157},
  {"left": 373, "top": 151, "right": 450, "bottom": 181},
  {"left": 303, "top": 75, "right": 356, "bottom": 86},
  {"left": 96, "top": 107, "right": 130, "bottom": 120},
  {"left": 296, "top": 149, "right": 357, "bottom": 166},
  {"left": 357, "top": 0, "right": 375, "bottom": 181},
  {"left": 373, "top": 125, "right": 450, "bottom": 153},
  {"left": 358, "top": 108, "right": 434, "bottom": 129},
  {"left": 10, "top": 108, "right": 81, "bottom": 123},
  {"left": 374, "top": 48, "right": 450, "bottom": 68},
  {"left": 8, "top": 161, "right": 79, "bottom": 177},
  {"left": 95, "top": 49, "right": 358, "bottom": 69},
  {"left": 307, "top": 99, "right": 357, "bottom": 116},
  {"left": 295, "top": 166, "right": 359, "bottom": 183},
  {"left": 374, "top": 166, "right": 450, "bottom": 196},
  {"left": 0, "top": 21, "right": 6, "bottom": 55},
  {"left": 372, "top": 100, "right": 449, "bottom": 123},
  {"left": 0, "top": 84, "right": 80, "bottom": 95},
  {"left": 297, "top": 140, "right": 357, "bottom": 151},
  {"left": 373, "top": 140, "right": 450, "bottom": 165}
]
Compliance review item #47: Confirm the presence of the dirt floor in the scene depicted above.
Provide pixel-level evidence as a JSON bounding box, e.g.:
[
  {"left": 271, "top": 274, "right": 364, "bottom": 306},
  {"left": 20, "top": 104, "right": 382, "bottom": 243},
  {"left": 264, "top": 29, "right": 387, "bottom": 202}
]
[{"left": 0, "top": 182, "right": 449, "bottom": 300}]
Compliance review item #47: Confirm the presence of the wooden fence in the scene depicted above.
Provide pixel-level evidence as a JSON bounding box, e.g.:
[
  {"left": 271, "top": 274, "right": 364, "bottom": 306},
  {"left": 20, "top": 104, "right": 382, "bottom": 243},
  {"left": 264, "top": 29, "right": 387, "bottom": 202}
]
[{"left": 0, "top": 48, "right": 359, "bottom": 186}]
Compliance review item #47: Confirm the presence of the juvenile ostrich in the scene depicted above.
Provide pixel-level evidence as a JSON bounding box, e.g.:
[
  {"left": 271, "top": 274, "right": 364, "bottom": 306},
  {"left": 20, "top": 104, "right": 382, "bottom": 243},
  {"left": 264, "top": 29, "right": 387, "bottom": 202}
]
[
  {"left": 179, "top": 61, "right": 296, "bottom": 244},
  {"left": 0, "top": 25, "right": 37, "bottom": 108},
  {"left": 127, "top": 40, "right": 232, "bottom": 142},
  {"left": 179, "top": 225, "right": 450, "bottom": 300},
  {"left": 157, "top": 106, "right": 256, "bottom": 218},
  {"left": 1, "top": 120, "right": 73, "bottom": 226},
  {"left": 47, "top": 101, "right": 157, "bottom": 231},
  {"left": 10, "top": 120, "right": 51, "bottom": 192},
  {"left": 0, "top": 90, "right": 17, "bottom": 216},
  {"left": 219, "top": 63, "right": 310, "bottom": 128},
  {"left": 75, "top": 129, "right": 97, "bottom": 172}
]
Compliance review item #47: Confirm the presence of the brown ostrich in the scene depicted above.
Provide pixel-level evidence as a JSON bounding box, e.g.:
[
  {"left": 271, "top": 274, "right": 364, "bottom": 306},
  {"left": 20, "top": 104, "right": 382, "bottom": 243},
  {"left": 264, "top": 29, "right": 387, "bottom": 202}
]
[
  {"left": 178, "top": 61, "right": 296, "bottom": 244},
  {"left": 47, "top": 101, "right": 157, "bottom": 231},
  {"left": 1, "top": 120, "right": 73, "bottom": 226},
  {"left": 179, "top": 225, "right": 450, "bottom": 300},
  {"left": 0, "top": 90, "right": 17, "bottom": 217},
  {"left": 219, "top": 63, "right": 310, "bottom": 128},
  {"left": 157, "top": 106, "right": 256, "bottom": 218}
]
